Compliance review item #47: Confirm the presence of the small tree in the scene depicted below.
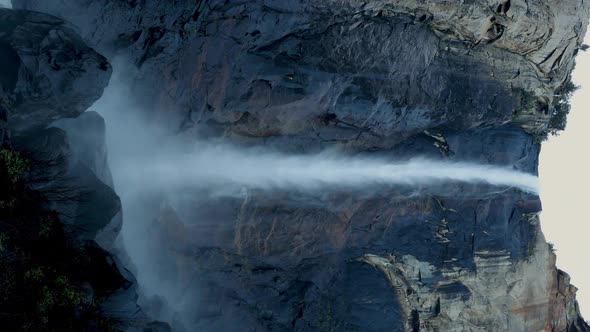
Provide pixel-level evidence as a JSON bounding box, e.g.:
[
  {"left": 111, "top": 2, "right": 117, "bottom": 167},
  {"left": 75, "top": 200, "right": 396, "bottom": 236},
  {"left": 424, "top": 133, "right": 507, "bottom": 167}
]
[{"left": 546, "top": 77, "right": 578, "bottom": 137}]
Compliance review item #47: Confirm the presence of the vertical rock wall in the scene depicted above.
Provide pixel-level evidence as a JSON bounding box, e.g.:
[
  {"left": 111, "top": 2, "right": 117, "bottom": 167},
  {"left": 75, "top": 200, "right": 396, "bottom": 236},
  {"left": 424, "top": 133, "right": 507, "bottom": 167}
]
[{"left": 11, "top": 1, "right": 590, "bottom": 331}]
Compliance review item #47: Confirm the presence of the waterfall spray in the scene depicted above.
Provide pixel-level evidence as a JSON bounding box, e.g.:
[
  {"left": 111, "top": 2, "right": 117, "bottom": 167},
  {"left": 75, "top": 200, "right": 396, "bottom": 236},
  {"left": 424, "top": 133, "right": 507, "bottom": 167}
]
[
  {"left": 90, "top": 63, "right": 540, "bottom": 330},
  {"left": 119, "top": 143, "right": 539, "bottom": 195}
]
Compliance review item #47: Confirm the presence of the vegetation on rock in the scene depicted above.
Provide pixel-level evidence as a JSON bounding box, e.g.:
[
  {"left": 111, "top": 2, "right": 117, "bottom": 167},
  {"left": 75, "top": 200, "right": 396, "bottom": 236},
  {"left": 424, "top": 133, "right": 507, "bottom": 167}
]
[
  {"left": 0, "top": 146, "right": 119, "bottom": 331},
  {"left": 514, "top": 75, "right": 578, "bottom": 141},
  {"left": 546, "top": 77, "right": 578, "bottom": 137},
  {"left": 0, "top": 148, "right": 29, "bottom": 184}
]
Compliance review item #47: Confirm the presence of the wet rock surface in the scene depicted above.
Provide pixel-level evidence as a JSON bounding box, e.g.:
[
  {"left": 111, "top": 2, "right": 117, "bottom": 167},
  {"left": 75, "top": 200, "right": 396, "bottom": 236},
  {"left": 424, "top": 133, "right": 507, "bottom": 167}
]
[{"left": 11, "top": 0, "right": 590, "bottom": 331}]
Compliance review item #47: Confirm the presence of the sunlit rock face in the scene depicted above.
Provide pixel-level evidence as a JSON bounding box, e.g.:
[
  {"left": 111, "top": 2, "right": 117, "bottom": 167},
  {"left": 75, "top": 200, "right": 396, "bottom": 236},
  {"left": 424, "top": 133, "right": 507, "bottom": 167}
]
[{"left": 13, "top": 0, "right": 590, "bottom": 331}]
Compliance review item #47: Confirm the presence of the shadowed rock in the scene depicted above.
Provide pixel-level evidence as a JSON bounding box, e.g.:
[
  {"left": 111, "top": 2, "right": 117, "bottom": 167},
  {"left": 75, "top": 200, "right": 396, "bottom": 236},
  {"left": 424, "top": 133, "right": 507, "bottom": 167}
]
[
  {"left": 0, "top": 8, "right": 111, "bottom": 131},
  {"left": 0, "top": 7, "right": 166, "bottom": 331},
  {"left": 13, "top": 1, "right": 590, "bottom": 331}
]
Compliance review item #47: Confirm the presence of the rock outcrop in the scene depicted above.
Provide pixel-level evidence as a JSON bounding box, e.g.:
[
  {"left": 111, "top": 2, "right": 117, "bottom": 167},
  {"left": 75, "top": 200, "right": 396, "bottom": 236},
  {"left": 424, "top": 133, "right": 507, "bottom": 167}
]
[
  {"left": 53, "top": 111, "right": 113, "bottom": 186},
  {"left": 12, "top": 1, "right": 590, "bottom": 331},
  {"left": 0, "top": 8, "right": 111, "bottom": 131},
  {"left": 0, "top": 8, "right": 167, "bottom": 331},
  {"left": 52, "top": 111, "right": 123, "bottom": 249}
]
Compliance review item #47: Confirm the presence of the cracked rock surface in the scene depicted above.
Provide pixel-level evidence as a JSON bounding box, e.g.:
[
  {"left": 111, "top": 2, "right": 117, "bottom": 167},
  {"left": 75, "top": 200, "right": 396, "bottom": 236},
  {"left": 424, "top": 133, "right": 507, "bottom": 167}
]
[{"left": 12, "top": 1, "right": 590, "bottom": 331}]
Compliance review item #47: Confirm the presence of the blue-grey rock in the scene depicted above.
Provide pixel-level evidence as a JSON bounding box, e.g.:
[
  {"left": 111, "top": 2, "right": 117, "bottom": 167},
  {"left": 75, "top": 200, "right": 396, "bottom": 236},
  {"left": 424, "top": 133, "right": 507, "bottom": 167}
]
[
  {"left": 0, "top": 8, "right": 111, "bottom": 131},
  {"left": 13, "top": 1, "right": 590, "bottom": 331}
]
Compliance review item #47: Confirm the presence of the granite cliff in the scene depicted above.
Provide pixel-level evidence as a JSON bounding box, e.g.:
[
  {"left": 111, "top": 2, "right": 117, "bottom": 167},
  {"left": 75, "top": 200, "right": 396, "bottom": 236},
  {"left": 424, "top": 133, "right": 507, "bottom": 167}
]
[
  {"left": 0, "top": 8, "right": 162, "bottom": 331},
  {"left": 4, "top": 0, "right": 590, "bottom": 331}
]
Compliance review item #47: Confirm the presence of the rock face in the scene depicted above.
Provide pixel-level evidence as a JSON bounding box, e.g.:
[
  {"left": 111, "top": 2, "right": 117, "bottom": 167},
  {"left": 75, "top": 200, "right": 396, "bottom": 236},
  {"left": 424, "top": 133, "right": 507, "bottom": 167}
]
[
  {"left": 0, "top": 8, "right": 111, "bottom": 131},
  {"left": 0, "top": 8, "right": 165, "bottom": 331},
  {"left": 52, "top": 111, "right": 125, "bottom": 250},
  {"left": 0, "top": 8, "right": 118, "bottom": 240},
  {"left": 13, "top": 1, "right": 590, "bottom": 331},
  {"left": 0, "top": 7, "right": 118, "bottom": 252},
  {"left": 53, "top": 111, "right": 114, "bottom": 186},
  {"left": 12, "top": 126, "right": 120, "bottom": 240}
]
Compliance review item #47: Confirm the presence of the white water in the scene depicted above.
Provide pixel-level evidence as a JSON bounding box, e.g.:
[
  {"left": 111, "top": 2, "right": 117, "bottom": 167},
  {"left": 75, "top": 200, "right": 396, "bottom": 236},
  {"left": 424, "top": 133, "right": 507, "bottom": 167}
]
[
  {"left": 93, "top": 62, "right": 539, "bottom": 199},
  {"left": 119, "top": 143, "right": 539, "bottom": 195},
  {"left": 90, "top": 63, "right": 540, "bottom": 329}
]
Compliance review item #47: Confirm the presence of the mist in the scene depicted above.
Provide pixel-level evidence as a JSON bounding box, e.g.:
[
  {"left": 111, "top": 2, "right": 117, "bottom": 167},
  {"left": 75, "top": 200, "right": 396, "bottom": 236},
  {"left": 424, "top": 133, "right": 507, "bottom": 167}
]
[
  {"left": 119, "top": 144, "right": 539, "bottom": 195},
  {"left": 89, "top": 62, "right": 540, "bottom": 330}
]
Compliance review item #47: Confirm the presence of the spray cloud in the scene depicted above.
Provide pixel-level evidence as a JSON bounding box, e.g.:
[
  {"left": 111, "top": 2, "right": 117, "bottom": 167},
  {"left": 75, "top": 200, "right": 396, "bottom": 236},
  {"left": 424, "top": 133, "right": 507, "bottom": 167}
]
[
  {"left": 120, "top": 143, "right": 539, "bottom": 195},
  {"left": 88, "top": 61, "right": 539, "bottom": 330}
]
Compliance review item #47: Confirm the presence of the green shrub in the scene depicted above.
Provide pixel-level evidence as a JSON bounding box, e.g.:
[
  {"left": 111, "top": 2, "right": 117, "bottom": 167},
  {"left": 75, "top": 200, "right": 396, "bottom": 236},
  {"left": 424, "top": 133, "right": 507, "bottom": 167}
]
[
  {"left": 24, "top": 267, "right": 44, "bottom": 282},
  {"left": 37, "top": 275, "right": 83, "bottom": 322},
  {"left": 0, "top": 197, "right": 16, "bottom": 210},
  {"left": 0, "top": 149, "right": 30, "bottom": 183},
  {"left": 39, "top": 217, "right": 57, "bottom": 239},
  {"left": 515, "top": 88, "right": 537, "bottom": 114},
  {"left": 54, "top": 275, "right": 83, "bottom": 307},
  {"left": 0, "top": 146, "right": 117, "bottom": 330},
  {"left": 515, "top": 74, "right": 578, "bottom": 141},
  {"left": 0, "top": 232, "right": 7, "bottom": 251},
  {"left": 38, "top": 286, "right": 57, "bottom": 314},
  {"left": 547, "top": 78, "right": 578, "bottom": 136}
]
